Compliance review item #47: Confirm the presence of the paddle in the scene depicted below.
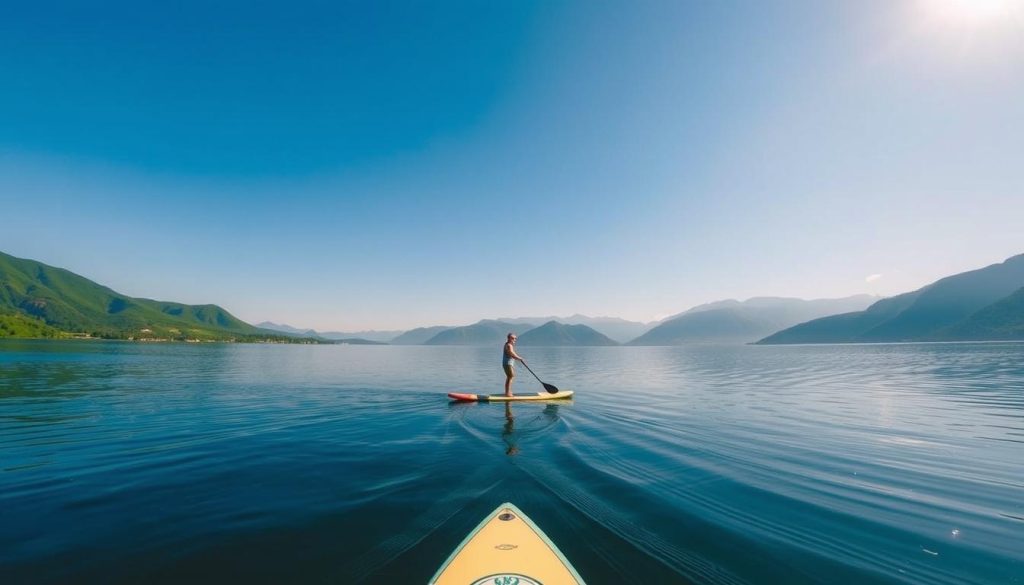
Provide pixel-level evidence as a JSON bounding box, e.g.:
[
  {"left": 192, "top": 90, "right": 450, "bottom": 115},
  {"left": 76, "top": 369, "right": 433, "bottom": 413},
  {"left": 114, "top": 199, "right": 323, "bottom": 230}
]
[{"left": 521, "top": 362, "right": 559, "bottom": 394}]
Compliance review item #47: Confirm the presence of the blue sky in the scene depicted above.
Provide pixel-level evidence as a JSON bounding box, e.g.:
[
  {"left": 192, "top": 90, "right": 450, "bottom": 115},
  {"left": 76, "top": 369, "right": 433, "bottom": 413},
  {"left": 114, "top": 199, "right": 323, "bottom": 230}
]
[{"left": 2, "top": 0, "right": 1023, "bottom": 330}]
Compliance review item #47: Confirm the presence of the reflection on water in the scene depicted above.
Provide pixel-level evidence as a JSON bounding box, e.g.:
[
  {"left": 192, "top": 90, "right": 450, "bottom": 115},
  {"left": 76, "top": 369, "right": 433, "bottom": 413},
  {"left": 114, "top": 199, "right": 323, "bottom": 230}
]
[
  {"left": 500, "top": 402, "right": 562, "bottom": 456},
  {"left": 503, "top": 403, "right": 518, "bottom": 456},
  {"left": 450, "top": 401, "right": 564, "bottom": 457},
  {"left": 0, "top": 340, "right": 1022, "bottom": 584}
]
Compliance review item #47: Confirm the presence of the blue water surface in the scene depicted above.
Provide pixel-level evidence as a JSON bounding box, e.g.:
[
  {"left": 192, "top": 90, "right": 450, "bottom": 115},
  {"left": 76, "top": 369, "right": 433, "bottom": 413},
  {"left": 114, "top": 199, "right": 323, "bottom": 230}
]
[{"left": 0, "top": 340, "right": 1021, "bottom": 584}]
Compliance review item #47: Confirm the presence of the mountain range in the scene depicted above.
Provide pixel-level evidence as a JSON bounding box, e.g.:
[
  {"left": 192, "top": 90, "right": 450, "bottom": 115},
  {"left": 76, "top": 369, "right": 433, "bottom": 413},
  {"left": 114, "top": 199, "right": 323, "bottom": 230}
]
[
  {"left": 759, "top": 254, "right": 1024, "bottom": 343},
  {"left": 3, "top": 250, "right": 1022, "bottom": 344},
  {"left": 255, "top": 321, "right": 396, "bottom": 344},
  {"left": 423, "top": 320, "right": 535, "bottom": 345},
  {"left": 482, "top": 315, "right": 651, "bottom": 343},
  {"left": 629, "top": 295, "right": 877, "bottom": 345},
  {"left": 517, "top": 321, "right": 619, "bottom": 346},
  {"left": 251, "top": 317, "right": 623, "bottom": 347},
  {"left": 390, "top": 325, "right": 455, "bottom": 345}
]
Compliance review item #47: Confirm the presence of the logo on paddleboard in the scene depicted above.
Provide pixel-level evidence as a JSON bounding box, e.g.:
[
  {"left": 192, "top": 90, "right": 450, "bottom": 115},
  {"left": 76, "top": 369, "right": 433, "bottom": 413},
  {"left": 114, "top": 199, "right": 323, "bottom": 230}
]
[
  {"left": 494, "top": 544, "right": 518, "bottom": 550},
  {"left": 471, "top": 574, "right": 542, "bottom": 585}
]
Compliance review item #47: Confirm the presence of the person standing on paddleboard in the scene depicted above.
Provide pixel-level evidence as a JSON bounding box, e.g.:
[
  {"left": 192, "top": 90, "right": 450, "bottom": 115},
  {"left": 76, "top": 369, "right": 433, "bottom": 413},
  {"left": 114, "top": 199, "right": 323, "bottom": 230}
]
[{"left": 503, "top": 333, "right": 526, "bottom": 397}]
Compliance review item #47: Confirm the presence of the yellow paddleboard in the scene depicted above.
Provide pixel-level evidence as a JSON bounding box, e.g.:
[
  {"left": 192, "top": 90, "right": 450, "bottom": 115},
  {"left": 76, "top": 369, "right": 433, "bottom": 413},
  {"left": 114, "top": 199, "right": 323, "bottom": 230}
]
[
  {"left": 429, "top": 502, "right": 586, "bottom": 585},
  {"left": 448, "top": 390, "right": 574, "bottom": 402}
]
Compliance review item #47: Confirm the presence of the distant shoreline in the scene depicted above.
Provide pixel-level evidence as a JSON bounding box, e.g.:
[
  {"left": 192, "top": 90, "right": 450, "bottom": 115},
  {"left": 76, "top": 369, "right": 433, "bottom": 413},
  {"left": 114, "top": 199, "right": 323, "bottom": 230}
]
[{"left": 2, "top": 337, "right": 1022, "bottom": 347}]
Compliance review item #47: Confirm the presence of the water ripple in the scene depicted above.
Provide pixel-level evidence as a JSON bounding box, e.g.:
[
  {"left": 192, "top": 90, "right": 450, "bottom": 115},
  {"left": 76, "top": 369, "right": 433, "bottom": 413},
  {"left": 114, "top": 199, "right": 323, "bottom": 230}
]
[{"left": 0, "top": 341, "right": 1021, "bottom": 584}]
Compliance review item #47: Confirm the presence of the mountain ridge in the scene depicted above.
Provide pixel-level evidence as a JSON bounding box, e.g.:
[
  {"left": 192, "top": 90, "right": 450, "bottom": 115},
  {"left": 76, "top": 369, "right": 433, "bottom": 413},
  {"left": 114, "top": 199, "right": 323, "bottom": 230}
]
[
  {"left": 424, "top": 320, "right": 533, "bottom": 345},
  {"left": 759, "top": 254, "right": 1024, "bottom": 344},
  {"left": 517, "top": 321, "right": 619, "bottom": 346},
  {"left": 630, "top": 295, "right": 878, "bottom": 345},
  {"left": 489, "top": 314, "right": 651, "bottom": 343},
  {"left": 256, "top": 321, "right": 401, "bottom": 343},
  {"left": 7, "top": 249, "right": 1020, "bottom": 345}
]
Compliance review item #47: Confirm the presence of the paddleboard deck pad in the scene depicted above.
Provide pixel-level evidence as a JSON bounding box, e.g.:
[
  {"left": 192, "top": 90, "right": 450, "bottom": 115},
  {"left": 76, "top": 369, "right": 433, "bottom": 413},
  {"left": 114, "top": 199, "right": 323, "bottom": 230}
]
[
  {"left": 429, "top": 502, "right": 586, "bottom": 584},
  {"left": 448, "top": 390, "right": 574, "bottom": 402}
]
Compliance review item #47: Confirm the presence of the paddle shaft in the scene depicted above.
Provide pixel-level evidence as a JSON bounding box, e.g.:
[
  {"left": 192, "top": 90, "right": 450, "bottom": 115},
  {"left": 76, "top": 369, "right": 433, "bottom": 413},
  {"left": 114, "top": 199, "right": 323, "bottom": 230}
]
[{"left": 520, "top": 362, "right": 559, "bottom": 393}]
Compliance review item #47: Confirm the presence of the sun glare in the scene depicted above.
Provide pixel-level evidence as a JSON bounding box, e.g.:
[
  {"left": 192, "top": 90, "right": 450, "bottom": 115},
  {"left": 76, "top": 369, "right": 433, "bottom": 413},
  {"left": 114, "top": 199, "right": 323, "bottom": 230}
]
[
  {"left": 911, "top": 0, "right": 1024, "bottom": 61},
  {"left": 924, "top": 0, "right": 1023, "bottom": 26}
]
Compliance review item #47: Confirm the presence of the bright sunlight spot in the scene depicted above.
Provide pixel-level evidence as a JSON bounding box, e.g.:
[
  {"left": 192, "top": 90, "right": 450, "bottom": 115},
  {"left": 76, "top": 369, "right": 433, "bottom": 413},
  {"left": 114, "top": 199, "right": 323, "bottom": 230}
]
[
  {"left": 923, "top": 0, "right": 1024, "bottom": 26},
  {"left": 911, "top": 0, "right": 1024, "bottom": 63}
]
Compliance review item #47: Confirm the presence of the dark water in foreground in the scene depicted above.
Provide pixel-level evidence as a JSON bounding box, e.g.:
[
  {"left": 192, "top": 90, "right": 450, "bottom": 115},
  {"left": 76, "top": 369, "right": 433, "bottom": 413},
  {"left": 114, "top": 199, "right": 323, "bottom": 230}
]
[{"left": 0, "top": 341, "right": 1021, "bottom": 584}]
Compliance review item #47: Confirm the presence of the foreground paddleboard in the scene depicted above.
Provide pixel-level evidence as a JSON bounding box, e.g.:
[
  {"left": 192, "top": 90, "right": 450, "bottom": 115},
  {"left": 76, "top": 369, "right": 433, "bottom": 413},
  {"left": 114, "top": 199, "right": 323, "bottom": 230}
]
[
  {"left": 429, "top": 502, "right": 586, "bottom": 585},
  {"left": 448, "top": 390, "right": 574, "bottom": 402}
]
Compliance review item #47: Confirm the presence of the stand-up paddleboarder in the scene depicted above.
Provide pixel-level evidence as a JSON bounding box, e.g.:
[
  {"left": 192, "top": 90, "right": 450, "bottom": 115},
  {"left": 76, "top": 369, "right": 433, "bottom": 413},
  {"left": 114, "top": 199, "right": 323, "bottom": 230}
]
[{"left": 502, "top": 333, "right": 526, "bottom": 397}]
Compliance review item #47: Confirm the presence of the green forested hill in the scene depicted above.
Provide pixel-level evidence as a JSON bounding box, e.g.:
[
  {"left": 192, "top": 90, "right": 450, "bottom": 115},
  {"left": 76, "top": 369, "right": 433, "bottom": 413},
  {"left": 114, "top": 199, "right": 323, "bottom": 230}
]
[
  {"left": 0, "top": 251, "right": 300, "bottom": 341},
  {"left": 0, "top": 313, "right": 65, "bottom": 339},
  {"left": 936, "top": 287, "right": 1024, "bottom": 340}
]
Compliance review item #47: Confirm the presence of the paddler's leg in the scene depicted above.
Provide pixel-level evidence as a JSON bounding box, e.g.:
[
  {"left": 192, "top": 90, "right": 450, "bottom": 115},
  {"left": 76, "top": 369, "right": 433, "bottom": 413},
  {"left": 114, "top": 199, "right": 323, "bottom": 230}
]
[{"left": 503, "top": 364, "right": 514, "bottom": 396}]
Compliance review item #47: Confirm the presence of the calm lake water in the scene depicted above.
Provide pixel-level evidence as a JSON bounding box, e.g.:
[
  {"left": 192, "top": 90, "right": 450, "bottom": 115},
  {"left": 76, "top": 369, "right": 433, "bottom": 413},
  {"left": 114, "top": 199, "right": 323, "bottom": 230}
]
[{"left": 0, "top": 340, "right": 1021, "bottom": 584}]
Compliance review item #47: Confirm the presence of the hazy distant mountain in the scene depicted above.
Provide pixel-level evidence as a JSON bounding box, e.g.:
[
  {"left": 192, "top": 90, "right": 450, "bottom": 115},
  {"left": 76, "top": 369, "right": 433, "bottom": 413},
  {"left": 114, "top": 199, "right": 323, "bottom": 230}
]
[
  {"left": 424, "top": 320, "right": 533, "bottom": 345},
  {"left": 657, "top": 299, "right": 742, "bottom": 322},
  {"left": 316, "top": 330, "right": 401, "bottom": 343},
  {"left": 0, "top": 251, "right": 301, "bottom": 342},
  {"left": 494, "top": 314, "right": 651, "bottom": 343},
  {"left": 662, "top": 295, "right": 877, "bottom": 322},
  {"left": 556, "top": 314, "right": 651, "bottom": 343},
  {"left": 753, "top": 293, "right": 918, "bottom": 344},
  {"left": 629, "top": 295, "right": 877, "bottom": 345},
  {"left": 486, "top": 317, "right": 546, "bottom": 326},
  {"left": 390, "top": 325, "right": 454, "bottom": 344},
  {"left": 759, "top": 254, "right": 1024, "bottom": 344},
  {"left": 628, "top": 309, "right": 777, "bottom": 345},
  {"left": 517, "top": 321, "right": 619, "bottom": 346},
  {"left": 331, "top": 338, "right": 388, "bottom": 345},
  {"left": 256, "top": 321, "right": 319, "bottom": 337},
  {"left": 256, "top": 322, "right": 400, "bottom": 343}
]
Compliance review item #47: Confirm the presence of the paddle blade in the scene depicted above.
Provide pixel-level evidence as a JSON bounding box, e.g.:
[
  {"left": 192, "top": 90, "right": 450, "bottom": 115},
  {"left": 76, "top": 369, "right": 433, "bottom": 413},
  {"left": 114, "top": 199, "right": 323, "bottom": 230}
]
[{"left": 543, "top": 382, "right": 559, "bottom": 393}]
